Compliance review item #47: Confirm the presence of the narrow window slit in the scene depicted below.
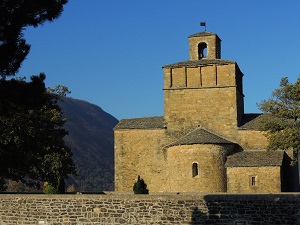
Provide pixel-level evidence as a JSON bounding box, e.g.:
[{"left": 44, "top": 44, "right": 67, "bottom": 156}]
[{"left": 192, "top": 162, "right": 198, "bottom": 177}]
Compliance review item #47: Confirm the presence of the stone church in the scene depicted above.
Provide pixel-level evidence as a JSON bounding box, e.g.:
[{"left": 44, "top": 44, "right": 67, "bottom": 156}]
[{"left": 114, "top": 29, "right": 299, "bottom": 193}]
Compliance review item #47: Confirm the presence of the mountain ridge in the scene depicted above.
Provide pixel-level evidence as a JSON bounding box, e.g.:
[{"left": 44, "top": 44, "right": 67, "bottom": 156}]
[{"left": 59, "top": 97, "right": 118, "bottom": 191}]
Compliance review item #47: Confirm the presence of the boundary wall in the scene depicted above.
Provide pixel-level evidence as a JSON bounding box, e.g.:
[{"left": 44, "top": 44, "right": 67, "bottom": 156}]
[{"left": 0, "top": 193, "right": 300, "bottom": 224}]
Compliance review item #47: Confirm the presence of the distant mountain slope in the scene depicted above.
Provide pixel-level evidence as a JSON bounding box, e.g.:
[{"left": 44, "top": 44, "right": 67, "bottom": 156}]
[{"left": 59, "top": 97, "right": 118, "bottom": 191}]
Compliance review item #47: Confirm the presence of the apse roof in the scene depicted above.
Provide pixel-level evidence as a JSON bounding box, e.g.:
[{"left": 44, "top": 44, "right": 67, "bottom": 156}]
[
  {"left": 225, "top": 150, "right": 284, "bottom": 167},
  {"left": 167, "top": 128, "right": 234, "bottom": 147}
]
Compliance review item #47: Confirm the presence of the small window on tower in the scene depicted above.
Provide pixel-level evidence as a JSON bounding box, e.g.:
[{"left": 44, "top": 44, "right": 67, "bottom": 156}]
[{"left": 192, "top": 162, "right": 198, "bottom": 177}]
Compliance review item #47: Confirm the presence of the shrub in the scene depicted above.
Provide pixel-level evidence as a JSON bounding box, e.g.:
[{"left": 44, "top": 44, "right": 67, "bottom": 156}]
[
  {"left": 43, "top": 177, "right": 65, "bottom": 194},
  {"left": 133, "top": 175, "right": 149, "bottom": 194},
  {"left": 66, "top": 184, "right": 76, "bottom": 193},
  {"left": 43, "top": 182, "right": 58, "bottom": 194}
]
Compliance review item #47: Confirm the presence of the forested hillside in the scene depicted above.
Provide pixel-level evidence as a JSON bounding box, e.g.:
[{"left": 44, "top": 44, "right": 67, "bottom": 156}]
[{"left": 60, "top": 97, "right": 118, "bottom": 191}]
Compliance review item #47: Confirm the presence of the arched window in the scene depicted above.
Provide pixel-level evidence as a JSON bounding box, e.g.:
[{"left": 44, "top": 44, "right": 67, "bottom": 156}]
[
  {"left": 192, "top": 162, "right": 198, "bottom": 177},
  {"left": 198, "top": 42, "right": 207, "bottom": 59}
]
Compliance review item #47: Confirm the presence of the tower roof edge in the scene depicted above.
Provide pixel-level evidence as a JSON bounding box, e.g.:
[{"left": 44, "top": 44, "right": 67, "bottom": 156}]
[
  {"left": 188, "top": 31, "right": 219, "bottom": 38},
  {"left": 162, "top": 59, "right": 236, "bottom": 69}
]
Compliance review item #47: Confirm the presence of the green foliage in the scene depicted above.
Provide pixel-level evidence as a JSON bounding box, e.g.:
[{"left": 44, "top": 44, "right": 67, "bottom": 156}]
[
  {"left": 0, "top": 0, "right": 68, "bottom": 78},
  {"left": 43, "top": 182, "right": 58, "bottom": 194},
  {"left": 43, "top": 176, "right": 65, "bottom": 194},
  {"left": 48, "top": 85, "right": 71, "bottom": 98},
  {"left": 133, "top": 175, "right": 149, "bottom": 194},
  {"left": 0, "top": 74, "right": 76, "bottom": 189},
  {"left": 258, "top": 76, "right": 300, "bottom": 160},
  {"left": 0, "top": 0, "right": 74, "bottom": 191}
]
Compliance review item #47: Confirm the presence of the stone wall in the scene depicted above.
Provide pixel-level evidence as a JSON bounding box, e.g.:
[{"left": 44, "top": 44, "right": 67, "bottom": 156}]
[
  {"left": 227, "top": 166, "right": 281, "bottom": 193},
  {"left": 237, "top": 130, "right": 268, "bottom": 150},
  {"left": 163, "top": 86, "right": 239, "bottom": 137},
  {"left": 163, "top": 63, "right": 243, "bottom": 140},
  {"left": 0, "top": 193, "right": 299, "bottom": 224},
  {"left": 114, "top": 129, "right": 170, "bottom": 192},
  {"left": 167, "top": 144, "right": 234, "bottom": 193}
]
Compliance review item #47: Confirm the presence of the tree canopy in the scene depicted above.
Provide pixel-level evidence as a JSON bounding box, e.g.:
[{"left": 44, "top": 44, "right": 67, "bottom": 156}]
[
  {"left": 0, "top": 0, "right": 68, "bottom": 78},
  {"left": 0, "top": 74, "right": 75, "bottom": 190},
  {"left": 0, "top": 1, "right": 75, "bottom": 192},
  {"left": 258, "top": 76, "right": 300, "bottom": 160}
]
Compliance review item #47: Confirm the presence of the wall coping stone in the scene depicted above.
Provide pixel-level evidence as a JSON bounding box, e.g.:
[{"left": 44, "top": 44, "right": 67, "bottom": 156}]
[{"left": 1, "top": 192, "right": 300, "bottom": 201}]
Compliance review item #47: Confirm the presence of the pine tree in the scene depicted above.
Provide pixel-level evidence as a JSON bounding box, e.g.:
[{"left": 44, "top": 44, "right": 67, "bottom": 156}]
[
  {"left": 0, "top": 0, "right": 68, "bottom": 78},
  {"left": 0, "top": 0, "right": 74, "bottom": 191},
  {"left": 133, "top": 175, "right": 149, "bottom": 194}
]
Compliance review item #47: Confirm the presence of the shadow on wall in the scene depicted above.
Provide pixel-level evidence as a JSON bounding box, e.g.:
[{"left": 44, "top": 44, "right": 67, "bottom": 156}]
[
  {"left": 197, "top": 194, "right": 300, "bottom": 225},
  {"left": 190, "top": 207, "right": 206, "bottom": 224}
]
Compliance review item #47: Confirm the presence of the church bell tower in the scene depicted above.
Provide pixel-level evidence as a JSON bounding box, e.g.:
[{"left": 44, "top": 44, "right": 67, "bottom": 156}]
[
  {"left": 163, "top": 31, "right": 244, "bottom": 139},
  {"left": 188, "top": 31, "right": 221, "bottom": 60}
]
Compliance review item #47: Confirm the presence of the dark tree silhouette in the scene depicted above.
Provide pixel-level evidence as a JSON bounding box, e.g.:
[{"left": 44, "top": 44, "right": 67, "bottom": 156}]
[
  {"left": 0, "top": 0, "right": 68, "bottom": 78},
  {"left": 0, "top": 74, "right": 75, "bottom": 191},
  {"left": 133, "top": 175, "right": 149, "bottom": 194},
  {"left": 0, "top": 0, "right": 72, "bottom": 193}
]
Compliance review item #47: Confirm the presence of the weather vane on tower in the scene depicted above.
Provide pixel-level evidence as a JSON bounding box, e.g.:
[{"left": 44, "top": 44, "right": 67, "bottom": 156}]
[{"left": 200, "top": 21, "right": 206, "bottom": 31}]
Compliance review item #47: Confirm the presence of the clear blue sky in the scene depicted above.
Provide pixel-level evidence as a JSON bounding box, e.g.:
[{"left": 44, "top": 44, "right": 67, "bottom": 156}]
[{"left": 17, "top": 0, "right": 300, "bottom": 120}]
